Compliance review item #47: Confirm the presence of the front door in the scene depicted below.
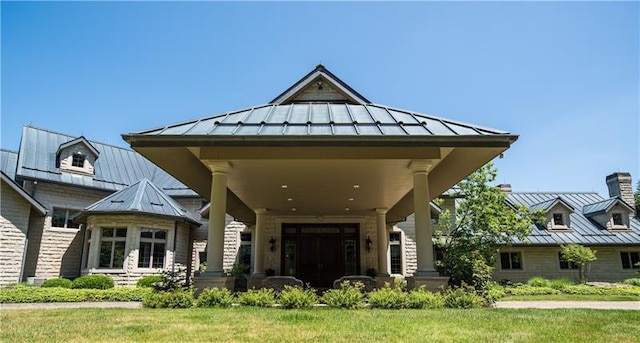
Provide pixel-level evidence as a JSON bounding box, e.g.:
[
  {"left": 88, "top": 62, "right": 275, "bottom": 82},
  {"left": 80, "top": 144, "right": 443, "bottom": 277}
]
[{"left": 281, "top": 224, "right": 360, "bottom": 288}]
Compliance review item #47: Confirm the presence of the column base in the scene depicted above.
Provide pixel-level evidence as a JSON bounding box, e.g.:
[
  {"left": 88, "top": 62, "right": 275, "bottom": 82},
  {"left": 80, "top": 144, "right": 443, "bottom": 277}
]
[
  {"left": 192, "top": 276, "right": 235, "bottom": 296},
  {"left": 407, "top": 276, "right": 450, "bottom": 292},
  {"left": 247, "top": 275, "right": 266, "bottom": 290}
]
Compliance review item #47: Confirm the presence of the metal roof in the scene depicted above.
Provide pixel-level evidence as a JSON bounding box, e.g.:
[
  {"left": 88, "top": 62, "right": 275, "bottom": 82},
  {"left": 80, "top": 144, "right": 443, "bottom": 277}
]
[
  {"left": 1, "top": 149, "right": 18, "bottom": 180},
  {"left": 582, "top": 197, "right": 633, "bottom": 217},
  {"left": 1, "top": 171, "right": 46, "bottom": 215},
  {"left": 16, "top": 126, "right": 196, "bottom": 196},
  {"left": 78, "top": 178, "right": 200, "bottom": 225},
  {"left": 507, "top": 192, "right": 640, "bottom": 246},
  {"left": 529, "top": 197, "right": 574, "bottom": 212},
  {"left": 130, "top": 103, "right": 510, "bottom": 138}
]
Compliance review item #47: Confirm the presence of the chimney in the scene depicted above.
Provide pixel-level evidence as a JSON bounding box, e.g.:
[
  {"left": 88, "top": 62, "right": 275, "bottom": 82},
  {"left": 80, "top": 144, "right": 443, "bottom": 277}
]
[
  {"left": 606, "top": 172, "right": 634, "bottom": 216},
  {"left": 498, "top": 184, "right": 512, "bottom": 193}
]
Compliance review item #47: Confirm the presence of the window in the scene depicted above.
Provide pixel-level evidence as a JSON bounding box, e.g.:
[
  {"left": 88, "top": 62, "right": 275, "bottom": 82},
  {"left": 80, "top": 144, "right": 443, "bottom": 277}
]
[
  {"left": 51, "top": 208, "right": 80, "bottom": 229},
  {"left": 500, "top": 252, "right": 522, "bottom": 270},
  {"left": 558, "top": 252, "right": 578, "bottom": 270},
  {"left": 71, "top": 153, "right": 85, "bottom": 168},
  {"left": 138, "top": 229, "right": 167, "bottom": 268},
  {"left": 552, "top": 213, "right": 564, "bottom": 226},
  {"left": 389, "top": 232, "right": 402, "bottom": 274},
  {"left": 237, "top": 233, "right": 251, "bottom": 274},
  {"left": 612, "top": 213, "right": 624, "bottom": 226},
  {"left": 620, "top": 252, "right": 640, "bottom": 269},
  {"left": 99, "top": 228, "right": 127, "bottom": 268}
]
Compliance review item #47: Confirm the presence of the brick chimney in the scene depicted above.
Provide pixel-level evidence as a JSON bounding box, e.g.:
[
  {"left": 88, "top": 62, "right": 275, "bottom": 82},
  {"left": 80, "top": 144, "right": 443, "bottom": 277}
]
[
  {"left": 606, "top": 172, "right": 634, "bottom": 216},
  {"left": 498, "top": 184, "right": 512, "bottom": 193}
]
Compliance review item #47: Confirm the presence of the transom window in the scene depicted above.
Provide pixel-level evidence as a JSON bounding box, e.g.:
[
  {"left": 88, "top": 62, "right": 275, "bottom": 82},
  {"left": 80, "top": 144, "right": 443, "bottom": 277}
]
[
  {"left": 389, "top": 232, "right": 402, "bottom": 274},
  {"left": 620, "top": 252, "right": 639, "bottom": 269},
  {"left": 500, "top": 252, "right": 522, "bottom": 270},
  {"left": 99, "top": 228, "right": 127, "bottom": 268},
  {"left": 558, "top": 252, "right": 578, "bottom": 270},
  {"left": 552, "top": 213, "right": 564, "bottom": 226},
  {"left": 71, "top": 153, "right": 85, "bottom": 168},
  {"left": 51, "top": 208, "right": 80, "bottom": 229},
  {"left": 138, "top": 229, "right": 167, "bottom": 268}
]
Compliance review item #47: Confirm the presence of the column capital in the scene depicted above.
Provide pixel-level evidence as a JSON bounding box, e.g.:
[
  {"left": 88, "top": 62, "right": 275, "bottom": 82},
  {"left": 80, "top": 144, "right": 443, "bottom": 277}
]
[
  {"left": 409, "top": 161, "right": 433, "bottom": 174},
  {"left": 375, "top": 208, "right": 388, "bottom": 215},
  {"left": 205, "top": 161, "right": 232, "bottom": 174},
  {"left": 255, "top": 208, "right": 268, "bottom": 215}
]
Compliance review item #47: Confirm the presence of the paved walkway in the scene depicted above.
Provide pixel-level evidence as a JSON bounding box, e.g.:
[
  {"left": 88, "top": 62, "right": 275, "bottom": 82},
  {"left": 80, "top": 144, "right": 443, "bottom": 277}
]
[{"left": 1, "top": 301, "right": 639, "bottom": 311}]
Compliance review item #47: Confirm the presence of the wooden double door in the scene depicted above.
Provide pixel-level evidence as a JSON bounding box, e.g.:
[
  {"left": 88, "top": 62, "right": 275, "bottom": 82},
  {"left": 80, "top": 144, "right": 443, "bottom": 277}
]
[{"left": 281, "top": 223, "right": 360, "bottom": 288}]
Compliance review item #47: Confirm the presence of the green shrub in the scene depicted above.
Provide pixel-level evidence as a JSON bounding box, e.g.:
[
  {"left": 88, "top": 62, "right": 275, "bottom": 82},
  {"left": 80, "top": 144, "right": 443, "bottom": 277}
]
[
  {"left": 405, "top": 287, "right": 444, "bottom": 309},
  {"left": 136, "top": 275, "right": 163, "bottom": 288},
  {"left": 143, "top": 289, "right": 195, "bottom": 308},
  {"left": 560, "top": 285, "right": 640, "bottom": 296},
  {"left": 527, "top": 277, "right": 551, "bottom": 288},
  {"left": 486, "top": 282, "right": 506, "bottom": 301},
  {"left": 278, "top": 286, "right": 317, "bottom": 309},
  {"left": 506, "top": 285, "right": 561, "bottom": 296},
  {"left": 196, "top": 288, "right": 235, "bottom": 308},
  {"left": 443, "top": 286, "right": 486, "bottom": 309},
  {"left": 550, "top": 278, "right": 573, "bottom": 289},
  {"left": 622, "top": 278, "right": 640, "bottom": 287},
  {"left": 72, "top": 275, "right": 114, "bottom": 289},
  {"left": 320, "top": 281, "right": 365, "bottom": 309},
  {"left": 367, "top": 285, "right": 407, "bottom": 309},
  {"left": 237, "top": 288, "right": 276, "bottom": 307},
  {"left": 0, "top": 287, "right": 151, "bottom": 303},
  {"left": 41, "top": 278, "right": 72, "bottom": 288}
]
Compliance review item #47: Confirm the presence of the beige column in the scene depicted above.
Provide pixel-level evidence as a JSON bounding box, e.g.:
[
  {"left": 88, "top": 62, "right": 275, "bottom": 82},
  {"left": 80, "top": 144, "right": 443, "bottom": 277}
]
[
  {"left": 252, "top": 208, "right": 267, "bottom": 276},
  {"left": 205, "top": 161, "right": 230, "bottom": 276},
  {"left": 410, "top": 161, "right": 437, "bottom": 276},
  {"left": 376, "top": 208, "right": 389, "bottom": 276}
]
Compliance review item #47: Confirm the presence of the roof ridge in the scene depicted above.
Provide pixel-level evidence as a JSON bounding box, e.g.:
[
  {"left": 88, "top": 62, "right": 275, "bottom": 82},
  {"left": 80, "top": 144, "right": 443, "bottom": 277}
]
[
  {"left": 509, "top": 191, "right": 599, "bottom": 195},
  {"left": 23, "top": 125, "right": 133, "bottom": 152},
  {"left": 1, "top": 148, "right": 18, "bottom": 154}
]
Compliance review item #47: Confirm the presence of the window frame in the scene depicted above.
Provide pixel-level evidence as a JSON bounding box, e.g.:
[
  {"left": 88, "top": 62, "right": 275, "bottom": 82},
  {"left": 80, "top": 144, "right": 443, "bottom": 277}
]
[
  {"left": 499, "top": 251, "right": 523, "bottom": 271},
  {"left": 238, "top": 231, "right": 252, "bottom": 275},
  {"left": 98, "top": 227, "right": 128, "bottom": 269},
  {"left": 389, "top": 231, "right": 403, "bottom": 275},
  {"left": 558, "top": 252, "right": 578, "bottom": 270},
  {"left": 137, "top": 228, "right": 168, "bottom": 269},
  {"left": 71, "top": 153, "right": 85, "bottom": 168},
  {"left": 51, "top": 207, "right": 81, "bottom": 229},
  {"left": 620, "top": 251, "right": 640, "bottom": 269},
  {"left": 611, "top": 212, "right": 627, "bottom": 229}
]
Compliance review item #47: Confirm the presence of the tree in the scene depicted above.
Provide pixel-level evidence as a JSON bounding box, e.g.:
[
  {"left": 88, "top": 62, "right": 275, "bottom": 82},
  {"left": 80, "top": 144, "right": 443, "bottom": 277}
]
[
  {"left": 634, "top": 180, "right": 639, "bottom": 217},
  {"left": 560, "top": 244, "right": 597, "bottom": 284},
  {"left": 434, "top": 162, "right": 544, "bottom": 296}
]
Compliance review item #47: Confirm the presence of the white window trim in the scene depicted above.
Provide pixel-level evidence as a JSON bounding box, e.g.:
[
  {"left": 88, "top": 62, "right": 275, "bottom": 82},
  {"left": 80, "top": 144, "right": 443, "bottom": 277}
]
[
  {"left": 388, "top": 228, "right": 405, "bottom": 277},
  {"left": 133, "top": 226, "right": 174, "bottom": 272},
  {"left": 499, "top": 251, "right": 525, "bottom": 272},
  {"left": 610, "top": 212, "right": 629, "bottom": 230},
  {"left": 97, "top": 227, "right": 129, "bottom": 269}
]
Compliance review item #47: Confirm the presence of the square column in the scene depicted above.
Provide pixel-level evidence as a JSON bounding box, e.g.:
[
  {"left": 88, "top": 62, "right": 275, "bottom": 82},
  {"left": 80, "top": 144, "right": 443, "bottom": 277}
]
[
  {"left": 376, "top": 208, "right": 389, "bottom": 276},
  {"left": 252, "top": 208, "right": 267, "bottom": 277},
  {"left": 203, "top": 161, "right": 230, "bottom": 277},
  {"left": 410, "top": 161, "right": 438, "bottom": 276}
]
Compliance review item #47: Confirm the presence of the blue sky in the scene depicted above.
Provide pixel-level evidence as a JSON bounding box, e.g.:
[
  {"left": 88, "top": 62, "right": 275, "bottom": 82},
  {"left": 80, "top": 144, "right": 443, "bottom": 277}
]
[{"left": 2, "top": 2, "right": 638, "bottom": 196}]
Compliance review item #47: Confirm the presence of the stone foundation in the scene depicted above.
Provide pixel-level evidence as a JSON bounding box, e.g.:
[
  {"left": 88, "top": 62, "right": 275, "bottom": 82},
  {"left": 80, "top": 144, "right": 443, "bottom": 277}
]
[
  {"left": 407, "top": 276, "right": 449, "bottom": 292},
  {"left": 192, "top": 276, "right": 235, "bottom": 296}
]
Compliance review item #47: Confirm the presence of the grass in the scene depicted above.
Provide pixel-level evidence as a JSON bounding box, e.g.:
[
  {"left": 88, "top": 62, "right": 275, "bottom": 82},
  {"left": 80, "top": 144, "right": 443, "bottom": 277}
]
[{"left": 2, "top": 307, "right": 639, "bottom": 342}]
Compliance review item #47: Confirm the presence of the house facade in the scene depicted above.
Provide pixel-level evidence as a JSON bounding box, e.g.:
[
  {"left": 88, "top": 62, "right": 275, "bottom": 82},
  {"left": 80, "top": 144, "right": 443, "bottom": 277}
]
[{"left": 1, "top": 66, "right": 636, "bottom": 289}]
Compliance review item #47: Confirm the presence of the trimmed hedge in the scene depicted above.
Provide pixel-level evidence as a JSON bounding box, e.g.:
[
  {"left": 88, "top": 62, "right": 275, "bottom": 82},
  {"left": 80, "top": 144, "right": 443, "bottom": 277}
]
[
  {"left": 137, "top": 275, "right": 163, "bottom": 288},
  {"left": 196, "top": 288, "right": 234, "bottom": 308},
  {"left": 72, "top": 275, "right": 114, "bottom": 289},
  {"left": 41, "top": 278, "right": 72, "bottom": 288},
  {"left": 237, "top": 288, "right": 276, "bottom": 307},
  {"left": 0, "top": 286, "right": 151, "bottom": 303},
  {"left": 320, "top": 281, "right": 365, "bottom": 309},
  {"left": 278, "top": 286, "right": 318, "bottom": 309},
  {"left": 142, "top": 289, "right": 194, "bottom": 308}
]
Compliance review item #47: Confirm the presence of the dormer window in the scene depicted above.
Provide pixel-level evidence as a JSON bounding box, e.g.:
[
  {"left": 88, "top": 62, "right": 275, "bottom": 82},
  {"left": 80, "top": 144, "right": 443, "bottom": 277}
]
[
  {"left": 72, "top": 153, "right": 85, "bottom": 168},
  {"left": 612, "top": 213, "right": 623, "bottom": 226},
  {"left": 552, "top": 213, "right": 565, "bottom": 227},
  {"left": 611, "top": 212, "right": 628, "bottom": 230}
]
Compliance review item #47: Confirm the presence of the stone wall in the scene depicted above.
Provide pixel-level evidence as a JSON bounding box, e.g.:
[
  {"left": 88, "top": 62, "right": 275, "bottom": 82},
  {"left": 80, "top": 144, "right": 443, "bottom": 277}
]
[
  {"left": 492, "top": 246, "right": 640, "bottom": 283},
  {"left": 0, "top": 182, "right": 32, "bottom": 287}
]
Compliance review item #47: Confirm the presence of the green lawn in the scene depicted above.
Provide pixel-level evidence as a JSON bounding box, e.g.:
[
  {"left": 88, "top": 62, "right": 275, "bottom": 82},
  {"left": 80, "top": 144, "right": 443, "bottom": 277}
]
[
  {"left": 2, "top": 307, "right": 639, "bottom": 342},
  {"left": 500, "top": 294, "right": 640, "bottom": 301}
]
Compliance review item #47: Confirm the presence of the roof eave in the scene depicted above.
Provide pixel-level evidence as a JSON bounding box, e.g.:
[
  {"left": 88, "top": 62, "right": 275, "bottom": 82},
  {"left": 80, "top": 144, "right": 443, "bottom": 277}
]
[{"left": 76, "top": 210, "right": 201, "bottom": 226}]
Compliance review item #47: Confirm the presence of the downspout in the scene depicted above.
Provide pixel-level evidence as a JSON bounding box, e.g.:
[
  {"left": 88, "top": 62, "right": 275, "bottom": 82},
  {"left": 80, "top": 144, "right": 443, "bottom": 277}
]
[
  {"left": 185, "top": 221, "right": 194, "bottom": 287},
  {"left": 172, "top": 221, "right": 178, "bottom": 274}
]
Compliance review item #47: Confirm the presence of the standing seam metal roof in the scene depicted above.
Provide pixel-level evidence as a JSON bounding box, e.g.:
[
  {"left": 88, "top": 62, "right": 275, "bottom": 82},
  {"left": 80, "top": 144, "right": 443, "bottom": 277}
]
[
  {"left": 16, "top": 126, "right": 196, "bottom": 196},
  {"left": 131, "top": 103, "right": 510, "bottom": 137},
  {"left": 0, "top": 149, "right": 18, "bottom": 180},
  {"left": 507, "top": 192, "right": 640, "bottom": 246}
]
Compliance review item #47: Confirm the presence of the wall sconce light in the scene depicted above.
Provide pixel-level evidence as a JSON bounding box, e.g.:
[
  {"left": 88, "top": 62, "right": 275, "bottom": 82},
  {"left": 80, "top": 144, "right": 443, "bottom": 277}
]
[
  {"left": 269, "top": 236, "right": 276, "bottom": 252},
  {"left": 366, "top": 236, "right": 372, "bottom": 253}
]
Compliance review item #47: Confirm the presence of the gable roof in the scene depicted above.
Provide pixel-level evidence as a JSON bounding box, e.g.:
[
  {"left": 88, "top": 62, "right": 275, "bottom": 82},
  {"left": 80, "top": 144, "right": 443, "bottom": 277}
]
[
  {"left": 16, "top": 126, "right": 196, "bottom": 196},
  {"left": 270, "top": 64, "right": 371, "bottom": 105},
  {"left": 529, "top": 197, "right": 574, "bottom": 213},
  {"left": 507, "top": 192, "right": 640, "bottom": 246},
  {"left": 1, "top": 149, "right": 18, "bottom": 180},
  {"left": 582, "top": 197, "right": 635, "bottom": 217},
  {"left": 56, "top": 136, "right": 100, "bottom": 158},
  {"left": 1, "top": 171, "right": 46, "bottom": 215},
  {"left": 77, "top": 178, "right": 200, "bottom": 225}
]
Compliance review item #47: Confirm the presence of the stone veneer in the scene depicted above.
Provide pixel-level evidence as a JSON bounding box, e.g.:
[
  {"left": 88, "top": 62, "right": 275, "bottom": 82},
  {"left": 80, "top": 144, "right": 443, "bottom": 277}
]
[{"left": 0, "top": 182, "right": 34, "bottom": 287}]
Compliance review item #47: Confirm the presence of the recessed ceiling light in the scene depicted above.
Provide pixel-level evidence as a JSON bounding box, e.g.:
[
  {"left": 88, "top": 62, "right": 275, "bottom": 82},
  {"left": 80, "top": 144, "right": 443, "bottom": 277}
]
[
  {"left": 353, "top": 185, "right": 360, "bottom": 189},
  {"left": 281, "top": 185, "right": 288, "bottom": 189},
  {"left": 291, "top": 208, "right": 296, "bottom": 211},
  {"left": 345, "top": 207, "right": 350, "bottom": 211},
  {"left": 287, "top": 198, "right": 293, "bottom": 202},
  {"left": 348, "top": 198, "right": 354, "bottom": 201}
]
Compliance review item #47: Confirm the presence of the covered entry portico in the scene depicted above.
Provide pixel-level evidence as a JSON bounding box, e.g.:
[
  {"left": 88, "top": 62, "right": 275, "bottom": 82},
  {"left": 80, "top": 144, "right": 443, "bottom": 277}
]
[{"left": 123, "top": 65, "right": 517, "bottom": 290}]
